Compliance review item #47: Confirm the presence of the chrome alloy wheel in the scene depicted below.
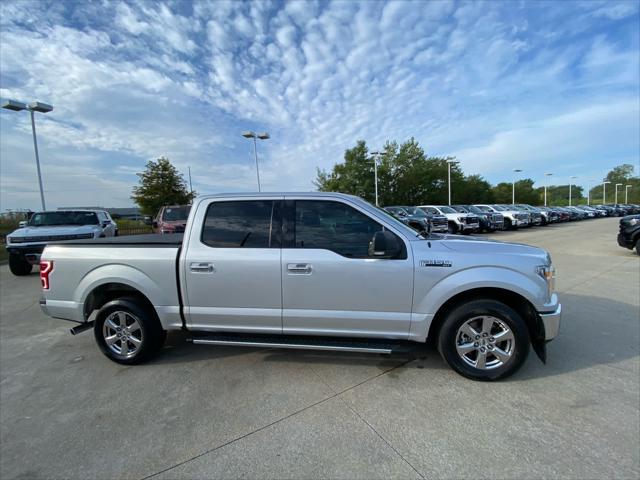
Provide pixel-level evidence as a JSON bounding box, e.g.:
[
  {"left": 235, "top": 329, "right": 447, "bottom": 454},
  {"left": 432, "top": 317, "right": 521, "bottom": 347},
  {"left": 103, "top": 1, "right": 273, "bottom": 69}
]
[
  {"left": 455, "top": 316, "right": 515, "bottom": 370},
  {"left": 102, "top": 311, "right": 143, "bottom": 358}
]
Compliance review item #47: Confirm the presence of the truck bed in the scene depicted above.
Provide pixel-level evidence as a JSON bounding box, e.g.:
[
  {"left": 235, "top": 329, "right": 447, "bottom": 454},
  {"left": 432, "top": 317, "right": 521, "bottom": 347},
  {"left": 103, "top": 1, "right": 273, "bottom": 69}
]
[{"left": 50, "top": 233, "right": 184, "bottom": 246}]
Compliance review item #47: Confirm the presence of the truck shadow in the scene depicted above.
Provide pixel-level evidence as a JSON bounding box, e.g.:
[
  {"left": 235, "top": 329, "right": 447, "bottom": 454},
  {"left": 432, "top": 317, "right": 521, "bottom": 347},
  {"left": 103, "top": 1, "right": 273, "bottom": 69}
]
[{"left": 151, "top": 292, "right": 638, "bottom": 381}]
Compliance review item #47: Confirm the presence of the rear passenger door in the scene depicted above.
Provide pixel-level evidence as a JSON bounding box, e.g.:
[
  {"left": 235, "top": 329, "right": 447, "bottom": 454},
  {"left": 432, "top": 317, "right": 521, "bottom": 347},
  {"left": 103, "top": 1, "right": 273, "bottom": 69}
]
[
  {"left": 183, "top": 199, "right": 283, "bottom": 333},
  {"left": 281, "top": 199, "right": 413, "bottom": 339}
]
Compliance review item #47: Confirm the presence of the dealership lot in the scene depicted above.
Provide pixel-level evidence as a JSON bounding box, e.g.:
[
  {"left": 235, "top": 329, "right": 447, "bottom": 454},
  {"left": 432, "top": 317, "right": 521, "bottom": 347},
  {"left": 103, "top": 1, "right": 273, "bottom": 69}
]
[{"left": 1, "top": 217, "right": 638, "bottom": 479}]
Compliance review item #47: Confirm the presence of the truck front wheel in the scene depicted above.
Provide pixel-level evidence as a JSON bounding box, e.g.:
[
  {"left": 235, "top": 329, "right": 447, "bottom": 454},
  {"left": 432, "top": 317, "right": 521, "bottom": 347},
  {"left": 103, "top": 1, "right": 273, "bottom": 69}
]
[
  {"left": 94, "top": 297, "right": 166, "bottom": 365},
  {"left": 437, "top": 299, "right": 530, "bottom": 381},
  {"left": 9, "top": 254, "right": 33, "bottom": 276}
]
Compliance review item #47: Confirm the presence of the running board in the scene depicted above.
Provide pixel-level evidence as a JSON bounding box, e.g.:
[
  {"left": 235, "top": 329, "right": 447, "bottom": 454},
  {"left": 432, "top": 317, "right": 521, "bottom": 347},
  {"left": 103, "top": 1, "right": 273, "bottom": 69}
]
[{"left": 190, "top": 333, "right": 410, "bottom": 354}]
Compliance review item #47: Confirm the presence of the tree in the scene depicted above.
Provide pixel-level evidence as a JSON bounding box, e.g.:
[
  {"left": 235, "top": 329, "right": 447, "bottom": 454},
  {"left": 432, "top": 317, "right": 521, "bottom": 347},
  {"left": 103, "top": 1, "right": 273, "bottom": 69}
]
[
  {"left": 131, "top": 157, "right": 196, "bottom": 216},
  {"left": 492, "top": 179, "right": 538, "bottom": 204},
  {"left": 589, "top": 164, "right": 640, "bottom": 204}
]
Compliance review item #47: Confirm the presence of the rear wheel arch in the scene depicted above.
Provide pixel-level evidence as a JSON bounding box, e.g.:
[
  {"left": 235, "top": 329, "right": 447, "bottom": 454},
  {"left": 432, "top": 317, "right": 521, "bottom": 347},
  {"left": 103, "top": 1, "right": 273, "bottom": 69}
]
[
  {"left": 84, "top": 282, "right": 157, "bottom": 321},
  {"left": 428, "top": 287, "right": 542, "bottom": 348}
]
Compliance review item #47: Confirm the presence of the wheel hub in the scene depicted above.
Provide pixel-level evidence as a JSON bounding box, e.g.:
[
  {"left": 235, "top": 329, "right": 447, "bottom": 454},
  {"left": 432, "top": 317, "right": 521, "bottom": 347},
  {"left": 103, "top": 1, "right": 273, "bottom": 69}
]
[{"left": 455, "top": 315, "right": 515, "bottom": 370}]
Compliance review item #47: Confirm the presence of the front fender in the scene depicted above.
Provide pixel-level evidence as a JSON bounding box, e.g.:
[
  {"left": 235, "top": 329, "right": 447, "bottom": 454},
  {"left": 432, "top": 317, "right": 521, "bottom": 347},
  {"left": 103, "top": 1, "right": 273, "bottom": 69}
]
[{"left": 410, "top": 266, "right": 546, "bottom": 340}]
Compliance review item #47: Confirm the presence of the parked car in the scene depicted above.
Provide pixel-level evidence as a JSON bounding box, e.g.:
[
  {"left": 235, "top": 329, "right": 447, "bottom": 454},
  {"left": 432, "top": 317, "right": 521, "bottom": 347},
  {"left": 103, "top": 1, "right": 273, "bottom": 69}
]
[
  {"left": 578, "top": 205, "right": 606, "bottom": 217},
  {"left": 537, "top": 206, "right": 559, "bottom": 223},
  {"left": 39, "top": 192, "right": 561, "bottom": 381},
  {"left": 383, "top": 206, "right": 448, "bottom": 233},
  {"left": 418, "top": 205, "right": 480, "bottom": 234},
  {"left": 5, "top": 210, "right": 117, "bottom": 276},
  {"left": 151, "top": 205, "right": 191, "bottom": 234},
  {"left": 617, "top": 214, "right": 640, "bottom": 255},
  {"left": 512, "top": 205, "right": 543, "bottom": 226},
  {"left": 474, "top": 205, "right": 529, "bottom": 230},
  {"left": 451, "top": 205, "right": 504, "bottom": 232}
]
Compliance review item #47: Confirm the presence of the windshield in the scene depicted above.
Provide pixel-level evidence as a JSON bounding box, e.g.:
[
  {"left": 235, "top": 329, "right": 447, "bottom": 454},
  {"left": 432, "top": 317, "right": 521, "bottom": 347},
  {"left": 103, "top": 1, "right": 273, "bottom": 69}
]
[
  {"left": 403, "top": 207, "right": 427, "bottom": 217},
  {"left": 465, "top": 205, "right": 483, "bottom": 214},
  {"left": 492, "top": 205, "right": 508, "bottom": 211},
  {"left": 439, "top": 206, "right": 457, "bottom": 214},
  {"left": 162, "top": 206, "right": 191, "bottom": 222},
  {"left": 476, "top": 205, "right": 493, "bottom": 212},
  {"left": 29, "top": 211, "right": 99, "bottom": 227},
  {"left": 451, "top": 206, "right": 468, "bottom": 213}
]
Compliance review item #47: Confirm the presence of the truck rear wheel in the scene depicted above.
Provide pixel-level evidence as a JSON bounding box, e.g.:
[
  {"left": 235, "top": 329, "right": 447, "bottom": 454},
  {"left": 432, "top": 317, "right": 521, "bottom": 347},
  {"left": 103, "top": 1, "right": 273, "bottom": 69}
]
[
  {"left": 447, "top": 222, "right": 458, "bottom": 234},
  {"left": 438, "top": 299, "right": 530, "bottom": 381},
  {"left": 9, "top": 254, "right": 33, "bottom": 276},
  {"left": 93, "top": 297, "right": 165, "bottom": 365}
]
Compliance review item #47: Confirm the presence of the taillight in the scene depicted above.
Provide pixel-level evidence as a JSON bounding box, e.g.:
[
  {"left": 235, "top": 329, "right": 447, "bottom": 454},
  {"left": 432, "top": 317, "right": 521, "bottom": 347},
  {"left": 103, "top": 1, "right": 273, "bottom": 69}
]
[{"left": 40, "top": 260, "right": 53, "bottom": 290}]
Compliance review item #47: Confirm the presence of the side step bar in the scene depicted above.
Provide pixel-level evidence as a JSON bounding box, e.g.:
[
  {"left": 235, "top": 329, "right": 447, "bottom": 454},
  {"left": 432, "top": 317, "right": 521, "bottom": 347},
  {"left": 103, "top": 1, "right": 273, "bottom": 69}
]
[{"left": 190, "top": 333, "right": 410, "bottom": 354}]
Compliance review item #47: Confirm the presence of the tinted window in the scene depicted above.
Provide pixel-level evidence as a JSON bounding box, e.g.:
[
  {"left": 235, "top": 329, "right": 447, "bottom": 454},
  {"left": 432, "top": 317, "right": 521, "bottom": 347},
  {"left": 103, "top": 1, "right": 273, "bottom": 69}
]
[
  {"left": 163, "top": 206, "right": 191, "bottom": 222},
  {"left": 202, "top": 201, "right": 278, "bottom": 248},
  {"left": 29, "top": 211, "right": 99, "bottom": 226},
  {"left": 294, "top": 201, "right": 384, "bottom": 258}
]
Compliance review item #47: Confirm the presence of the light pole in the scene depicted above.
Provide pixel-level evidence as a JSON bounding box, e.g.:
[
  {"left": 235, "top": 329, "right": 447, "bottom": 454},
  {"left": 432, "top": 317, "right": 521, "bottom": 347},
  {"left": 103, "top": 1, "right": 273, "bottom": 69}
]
[
  {"left": 370, "top": 151, "right": 381, "bottom": 206},
  {"left": 544, "top": 172, "right": 553, "bottom": 206},
  {"left": 625, "top": 185, "right": 632, "bottom": 203},
  {"left": 614, "top": 183, "right": 623, "bottom": 204},
  {"left": 2, "top": 99, "right": 53, "bottom": 210},
  {"left": 602, "top": 180, "right": 611, "bottom": 204},
  {"left": 569, "top": 175, "right": 578, "bottom": 206},
  {"left": 512, "top": 169, "right": 523, "bottom": 204},
  {"left": 447, "top": 159, "right": 460, "bottom": 205},
  {"left": 241, "top": 131, "right": 269, "bottom": 192}
]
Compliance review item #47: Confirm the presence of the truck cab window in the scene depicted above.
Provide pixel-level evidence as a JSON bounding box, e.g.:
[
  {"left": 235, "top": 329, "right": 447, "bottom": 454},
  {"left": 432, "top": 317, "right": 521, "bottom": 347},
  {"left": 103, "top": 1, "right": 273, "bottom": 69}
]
[
  {"left": 294, "top": 200, "right": 388, "bottom": 258},
  {"left": 202, "top": 201, "right": 278, "bottom": 248}
]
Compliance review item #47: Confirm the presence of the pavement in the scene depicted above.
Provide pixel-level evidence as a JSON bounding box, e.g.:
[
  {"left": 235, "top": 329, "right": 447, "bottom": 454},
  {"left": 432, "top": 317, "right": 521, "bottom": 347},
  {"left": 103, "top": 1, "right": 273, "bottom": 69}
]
[{"left": 1, "top": 217, "right": 638, "bottom": 479}]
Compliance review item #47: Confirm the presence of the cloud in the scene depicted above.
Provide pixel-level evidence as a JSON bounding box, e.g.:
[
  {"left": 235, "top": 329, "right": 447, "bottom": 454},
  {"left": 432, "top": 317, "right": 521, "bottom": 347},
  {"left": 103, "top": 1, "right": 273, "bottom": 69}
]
[{"left": 0, "top": 0, "right": 639, "bottom": 210}]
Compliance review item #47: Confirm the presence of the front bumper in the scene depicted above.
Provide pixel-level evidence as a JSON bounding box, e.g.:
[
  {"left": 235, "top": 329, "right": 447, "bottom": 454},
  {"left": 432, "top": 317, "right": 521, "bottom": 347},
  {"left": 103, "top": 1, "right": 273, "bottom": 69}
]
[
  {"left": 539, "top": 303, "right": 562, "bottom": 340},
  {"left": 617, "top": 232, "right": 635, "bottom": 249},
  {"left": 460, "top": 222, "right": 480, "bottom": 231},
  {"left": 5, "top": 244, "right": 46, "bottom": 264}
]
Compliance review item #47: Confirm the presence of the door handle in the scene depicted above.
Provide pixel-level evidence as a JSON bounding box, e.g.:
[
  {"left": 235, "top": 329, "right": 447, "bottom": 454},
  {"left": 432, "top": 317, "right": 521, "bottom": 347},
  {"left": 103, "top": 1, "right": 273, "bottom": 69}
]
[
  {"left": 190, "top": 262, "right": 214, "bottom": 273},
  {"left": 287, "top": 263, "right": 312, "bottom": 274}
]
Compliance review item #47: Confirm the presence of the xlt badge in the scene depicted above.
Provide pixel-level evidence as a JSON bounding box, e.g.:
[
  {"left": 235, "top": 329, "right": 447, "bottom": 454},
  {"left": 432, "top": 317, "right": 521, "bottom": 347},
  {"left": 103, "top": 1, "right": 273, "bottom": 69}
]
[{"left": 420, "top": 259, "right": 452, "bottom": 268}]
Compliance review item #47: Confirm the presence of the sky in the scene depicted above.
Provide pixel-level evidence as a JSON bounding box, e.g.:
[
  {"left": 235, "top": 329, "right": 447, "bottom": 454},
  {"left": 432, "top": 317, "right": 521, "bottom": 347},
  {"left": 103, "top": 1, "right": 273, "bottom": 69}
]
[{"left": 1, "top": 0, "right": 639, "bottom": 210}]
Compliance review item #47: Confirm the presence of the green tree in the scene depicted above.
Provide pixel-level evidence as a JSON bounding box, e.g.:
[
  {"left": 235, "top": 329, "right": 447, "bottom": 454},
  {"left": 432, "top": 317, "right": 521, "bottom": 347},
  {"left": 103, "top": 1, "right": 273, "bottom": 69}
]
[
  {"left": 455, "top": 174, "right": 494, "bottom": 204},
  {"left": 536, "top": 185, "right": 585, "bottom": 206},
  {"left": 589, "top": 164, "right": 640, "bottom": 204},
  {"left": 131, "top": 157, "right": 196, "bottom": 216},
  {"left": 492, "top": 179, "right": 538, "bottom": 204}
]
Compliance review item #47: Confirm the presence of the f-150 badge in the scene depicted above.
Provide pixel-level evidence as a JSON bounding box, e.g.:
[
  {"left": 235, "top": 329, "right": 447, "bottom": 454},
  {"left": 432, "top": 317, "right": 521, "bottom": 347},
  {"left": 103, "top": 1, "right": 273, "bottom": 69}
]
[{"left": 420, "top": 259, "right": 452, "bottom": 267}]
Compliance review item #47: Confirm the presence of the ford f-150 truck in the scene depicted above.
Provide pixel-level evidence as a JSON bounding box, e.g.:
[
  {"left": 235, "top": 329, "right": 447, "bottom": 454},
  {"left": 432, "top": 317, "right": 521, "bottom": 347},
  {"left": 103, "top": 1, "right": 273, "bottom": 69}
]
[{"left": 39, "top": 193, "right": 561, "bottom": 381}]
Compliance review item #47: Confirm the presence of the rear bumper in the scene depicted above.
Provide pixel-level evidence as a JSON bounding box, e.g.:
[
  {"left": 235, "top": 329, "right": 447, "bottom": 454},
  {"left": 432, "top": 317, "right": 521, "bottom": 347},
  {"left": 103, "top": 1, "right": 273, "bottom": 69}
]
[
  {"left": 539, "top": 303, "right": 562, "bottom": 341},
  {"left": 40, "top": 298, "right": 84, "bottom": 323}
]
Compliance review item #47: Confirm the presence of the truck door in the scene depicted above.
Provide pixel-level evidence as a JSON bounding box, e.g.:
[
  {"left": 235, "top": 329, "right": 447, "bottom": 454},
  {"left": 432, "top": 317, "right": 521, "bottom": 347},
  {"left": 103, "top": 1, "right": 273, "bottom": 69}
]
[
  {"left": 281, "top": 199, "right": 413, "bottom": 338},
  {"left": 183, "top": 198, "right": 283, "bottom": 333}
]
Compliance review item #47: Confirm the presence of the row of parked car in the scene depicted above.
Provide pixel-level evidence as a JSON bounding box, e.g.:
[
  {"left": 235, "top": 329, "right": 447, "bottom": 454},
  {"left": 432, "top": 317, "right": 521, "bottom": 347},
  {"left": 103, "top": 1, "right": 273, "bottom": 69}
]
[{"left": 383, "top": 203, "right": 640, "bottom": 235}]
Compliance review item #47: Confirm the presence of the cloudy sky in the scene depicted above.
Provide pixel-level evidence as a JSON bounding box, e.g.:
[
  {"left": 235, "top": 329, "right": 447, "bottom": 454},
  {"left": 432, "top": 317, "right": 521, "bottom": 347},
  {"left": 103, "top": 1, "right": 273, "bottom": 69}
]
[{"left": 1, "top": 0, "right": 638, "bottom": 210}]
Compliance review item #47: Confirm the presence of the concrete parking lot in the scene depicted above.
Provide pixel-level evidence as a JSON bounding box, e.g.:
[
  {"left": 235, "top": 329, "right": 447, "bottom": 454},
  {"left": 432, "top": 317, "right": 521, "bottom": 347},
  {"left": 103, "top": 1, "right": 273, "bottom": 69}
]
[{"left": 1, "top": 217, "right": 638, "bottom": 479}]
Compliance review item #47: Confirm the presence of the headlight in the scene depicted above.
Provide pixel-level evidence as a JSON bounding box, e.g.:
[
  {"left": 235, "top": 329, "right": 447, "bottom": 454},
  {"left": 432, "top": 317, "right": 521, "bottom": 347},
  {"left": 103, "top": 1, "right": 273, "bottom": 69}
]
[
  {"left": 457, "top": 216, "right": 465, "bottom": 222},
  {"left": 6, "top": 236, "right": 12, "bottom": 244},
  {"left": 536, "top": 264, "right": 556, "bottom": 300},
  {"left": 628, "top": 218, "right": 640, "bottom": 226}
]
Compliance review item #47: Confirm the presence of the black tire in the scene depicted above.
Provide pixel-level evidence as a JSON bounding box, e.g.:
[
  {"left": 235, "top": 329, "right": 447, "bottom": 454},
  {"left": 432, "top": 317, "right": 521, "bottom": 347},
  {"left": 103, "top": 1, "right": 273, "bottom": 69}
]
[
  {"left": 9, "top": 254, "right": 33, "bottom": 276},
  {"left": 437, "top": 299, "right": 530, "bottom": 381},
  {"left": 93, "top": 297, "right": 165, "bottom": 365},
  {"left": 447, "top": 222, "right": 458, "bottom": 234},
  {"left": 504, "top": 218, "right": 513, "bottom": 230}
]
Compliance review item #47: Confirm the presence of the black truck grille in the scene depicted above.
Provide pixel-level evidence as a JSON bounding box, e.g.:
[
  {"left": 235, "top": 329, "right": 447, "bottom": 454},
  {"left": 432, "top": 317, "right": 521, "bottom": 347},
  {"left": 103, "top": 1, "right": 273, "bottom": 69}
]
[{"left": 10, "top": 233, "right": 94, "bottom": 243}]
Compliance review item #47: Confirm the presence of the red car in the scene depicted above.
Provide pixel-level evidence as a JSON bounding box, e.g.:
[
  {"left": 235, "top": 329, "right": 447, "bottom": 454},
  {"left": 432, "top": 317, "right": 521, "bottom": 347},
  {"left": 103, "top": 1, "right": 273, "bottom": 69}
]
[{"left": 152, "top": 205, "right": 191, "bottom": 234}]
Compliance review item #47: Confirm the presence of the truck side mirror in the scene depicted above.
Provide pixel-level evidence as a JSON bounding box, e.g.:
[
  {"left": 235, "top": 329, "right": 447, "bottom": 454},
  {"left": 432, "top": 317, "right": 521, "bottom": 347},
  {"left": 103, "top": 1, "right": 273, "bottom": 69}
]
[{"left": 368, "top": 231, "right": 401, "bottom": 259}]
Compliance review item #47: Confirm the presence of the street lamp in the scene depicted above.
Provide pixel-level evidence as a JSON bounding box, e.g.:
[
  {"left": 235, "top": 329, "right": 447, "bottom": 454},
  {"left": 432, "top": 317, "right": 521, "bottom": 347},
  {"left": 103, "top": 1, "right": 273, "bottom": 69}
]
[
  {"left": 625, "top": 185, "right": 632, "bottom": 204},
  {"left": 2, "top": 99, "right": 53, "bottom": 210},
  {"left": 614, "top": 183, "right": 623, "bottom": 204},
  {"left": 370, "top": 151, "right": 382, "bottom": 206},
  {"left": 569, "top": 175, "right": 578, "bottom": 206},
  {"left": 512, "top": 169, "right": 523, "bottom": 204},
  {"left": 544, "top": 172, "right": 553, "bottom": 206},
  {"left": 602, "top": 180, "right": 611, "bottom": 204},
  {"left": 447, "top": 159, "right": 460, "bottom": 205},
  {"left": 241, "top": 130, "right": 269, "bottom": 192}
]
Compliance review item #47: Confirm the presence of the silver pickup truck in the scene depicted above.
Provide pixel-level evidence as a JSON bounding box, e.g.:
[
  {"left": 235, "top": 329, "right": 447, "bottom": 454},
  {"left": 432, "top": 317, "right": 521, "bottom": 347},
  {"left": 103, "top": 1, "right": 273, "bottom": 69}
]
[{"left": 40, "top": 192, "right": 561, "bottom": 381}]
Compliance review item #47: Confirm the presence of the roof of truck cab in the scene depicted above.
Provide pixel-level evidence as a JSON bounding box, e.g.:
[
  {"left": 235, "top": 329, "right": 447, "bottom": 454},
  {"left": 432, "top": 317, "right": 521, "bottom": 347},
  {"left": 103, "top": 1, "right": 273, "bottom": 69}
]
[{"left": 196, "top": 192, "right": 361, "bottom": 200}]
